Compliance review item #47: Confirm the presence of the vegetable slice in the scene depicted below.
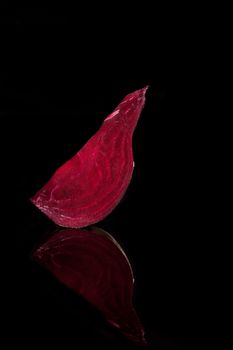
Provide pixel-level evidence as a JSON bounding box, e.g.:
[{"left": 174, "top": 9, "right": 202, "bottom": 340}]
[{"left": 31, "top": 87, "right": 148, "bottom": 228}]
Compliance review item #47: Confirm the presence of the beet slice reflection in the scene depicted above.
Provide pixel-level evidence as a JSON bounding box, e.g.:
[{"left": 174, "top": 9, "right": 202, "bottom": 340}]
[
  {"left": 31, "top": 87, "right": 148, "bottom": 228},
  {"left": 33, "top": 227, "right": 146, "bottom": 344}
]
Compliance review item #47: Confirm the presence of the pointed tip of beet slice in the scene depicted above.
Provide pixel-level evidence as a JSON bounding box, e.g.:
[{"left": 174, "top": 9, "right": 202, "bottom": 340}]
[
  {"left": 32, "top": 226, "right": 146, "bottom": 345},
  {"left": 31, "top": 87, "right": 148, "bottom": 228}
]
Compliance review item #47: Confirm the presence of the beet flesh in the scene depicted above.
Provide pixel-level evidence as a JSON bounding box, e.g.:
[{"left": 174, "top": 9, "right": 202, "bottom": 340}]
[{"left": 31, "top": 87, "right": 148, "bottom": 227}]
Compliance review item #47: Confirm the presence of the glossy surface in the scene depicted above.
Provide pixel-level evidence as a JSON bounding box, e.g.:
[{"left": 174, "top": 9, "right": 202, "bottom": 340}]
[{"left": 33, "top": 227, "right": 146, "bottom": 344}]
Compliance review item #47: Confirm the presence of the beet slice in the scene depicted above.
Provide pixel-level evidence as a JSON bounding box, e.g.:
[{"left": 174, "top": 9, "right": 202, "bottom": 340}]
[
  {"left": 33, "top": 227, "right": 146, "bottom": 344},
  {"left": 31, "top": 86, "right": 148, "bottom": 228}
]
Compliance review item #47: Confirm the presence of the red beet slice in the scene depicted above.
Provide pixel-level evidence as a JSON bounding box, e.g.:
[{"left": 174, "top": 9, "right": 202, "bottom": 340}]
[
  {"left": 31, "top": 86, "right": 148, "bottom": 228},
  {"left": 33, "top": 227, "right": 146, "bottom": 344}
]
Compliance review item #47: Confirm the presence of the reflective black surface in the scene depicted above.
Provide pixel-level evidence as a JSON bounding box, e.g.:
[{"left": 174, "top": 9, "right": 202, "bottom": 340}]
[{"left": 0, "top": 6, "right": 196, "bottom": 349}]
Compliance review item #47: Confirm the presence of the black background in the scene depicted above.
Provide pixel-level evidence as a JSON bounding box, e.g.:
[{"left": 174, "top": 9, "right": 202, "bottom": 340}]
[{"left": 0, "top": 4, "right": 198, "bottom": 349}]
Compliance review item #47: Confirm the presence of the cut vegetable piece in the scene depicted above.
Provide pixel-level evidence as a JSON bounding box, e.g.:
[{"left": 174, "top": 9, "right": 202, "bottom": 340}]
[{"left": 31, "top": 87, "right": 148, "bottom": 227}]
